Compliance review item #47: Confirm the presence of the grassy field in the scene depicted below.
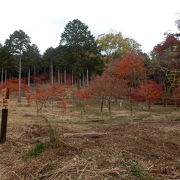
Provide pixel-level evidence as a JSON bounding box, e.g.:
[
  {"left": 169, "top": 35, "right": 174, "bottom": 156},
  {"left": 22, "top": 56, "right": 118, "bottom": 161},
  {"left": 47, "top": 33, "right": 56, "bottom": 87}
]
[{"left": 0, "top": 97, "right": 180, "bottom": 180}]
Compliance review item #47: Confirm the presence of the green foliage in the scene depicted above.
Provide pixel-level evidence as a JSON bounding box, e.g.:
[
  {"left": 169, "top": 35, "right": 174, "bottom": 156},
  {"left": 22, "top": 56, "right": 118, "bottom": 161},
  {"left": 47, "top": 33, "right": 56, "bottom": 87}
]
[
  {"left": 96, "top": 33, "right": 131, "bottom": 61},
  {"left": 96, "top": 33, "right": 142, "bottom": 62},
  {"left": 0, "top": 45, "right": 12, "bottom": 69},
  {"left": 125, "top": 37, "right": 142, "bottom": 53},
  {"left": 48, "top": 126, "right": 62, "bottom": 147},
  {"left": 24, "top": 116, "right": 63, "bottom": 159},
  {"left": 125, "top": 160, "right": 154, "bottom": 180},
  {"left": 5, "top": 29, "right": 31, "bottom": 55},
  {"left": 4, "top": 30, "right": 31, "bottom": 102},
  {"left": 43, "top": 116, "right": 63, "bottom": 148},
  {"left": 22, "top": 44, "right": 41, "bottom": 73},
  {"left": 58, "top": 19, "right": 103, "bottom": 80},
  {"left": 24, "top": 142, "right": 47, "bottom": 158},
  {"left": 60, "top": 19, "right": 95, "bottom": 49},
  {"left": 43, "top": 47, "right": 55, "bottom": 62}
]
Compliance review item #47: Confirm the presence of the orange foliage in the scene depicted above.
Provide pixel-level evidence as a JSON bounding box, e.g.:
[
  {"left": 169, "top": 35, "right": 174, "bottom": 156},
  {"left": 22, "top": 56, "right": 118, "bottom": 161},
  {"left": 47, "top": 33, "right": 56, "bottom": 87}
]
[
  {"left": 89, "top": 73, "right": 127, "bottom": 98},
  {"left": 33, "top": 85, "right": 66, "bottom": 101},
  {"left": 115, "top": 52, "right": 146, "bottom": 80},
  {"left": 133, "top": 80, "right": 164, "bottom": 104},
  {"left": 73, "top": 89, "right": 92, "bottom": 99},
  {"left": 0, "top": 78, "right": 30, "bottom": 95},
  {"left": 72, "top": 89, "right": 92, "bottom": 108},
  {"left": 31, "top": 85, "right": 67, "bottom": 114},
  {"left": 112, "top": 52, "right": 147, "bottom": 101}
]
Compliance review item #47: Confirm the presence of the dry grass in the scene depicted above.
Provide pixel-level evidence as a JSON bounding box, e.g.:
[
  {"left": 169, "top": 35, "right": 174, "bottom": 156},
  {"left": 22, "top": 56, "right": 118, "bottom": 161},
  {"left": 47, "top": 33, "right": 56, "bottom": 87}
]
[{"left": 0, "top": 97, "right": 180, "bottom": 180}]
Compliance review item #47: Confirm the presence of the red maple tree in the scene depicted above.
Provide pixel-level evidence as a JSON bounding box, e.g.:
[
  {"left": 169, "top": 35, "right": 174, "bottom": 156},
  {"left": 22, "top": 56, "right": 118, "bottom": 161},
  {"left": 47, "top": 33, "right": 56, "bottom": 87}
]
[
  {"left": 115, "top": 52, "right": 147, "bottom": 114},
  {"left": 0, "top": 77, "right": 30, "bottom": 96},
  {"left": 133, "top": 80, "right": 164, "bottom": 110}
]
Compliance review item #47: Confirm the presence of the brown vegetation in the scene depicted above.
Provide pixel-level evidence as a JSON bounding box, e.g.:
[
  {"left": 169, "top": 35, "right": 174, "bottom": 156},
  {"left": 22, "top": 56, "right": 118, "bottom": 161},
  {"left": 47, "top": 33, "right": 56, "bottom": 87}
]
[{"left": 0, "top": 98, "right": 179, "bottom": 180}]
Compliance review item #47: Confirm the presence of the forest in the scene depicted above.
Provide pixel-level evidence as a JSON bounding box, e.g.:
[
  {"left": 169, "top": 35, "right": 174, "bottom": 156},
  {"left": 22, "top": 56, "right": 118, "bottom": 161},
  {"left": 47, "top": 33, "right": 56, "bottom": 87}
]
[
  {"left": 0, "top": 19, "right": 179, "bottom": 107},
  {"left": 0, "top": 18, "right": 180, "bottom": 180}
]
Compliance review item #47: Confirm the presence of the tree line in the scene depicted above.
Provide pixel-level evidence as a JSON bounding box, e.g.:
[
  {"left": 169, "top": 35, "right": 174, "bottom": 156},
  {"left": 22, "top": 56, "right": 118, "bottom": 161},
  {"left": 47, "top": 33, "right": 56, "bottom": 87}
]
[{"left": 0, "top": 18, "right": 179, "bottom": 105}]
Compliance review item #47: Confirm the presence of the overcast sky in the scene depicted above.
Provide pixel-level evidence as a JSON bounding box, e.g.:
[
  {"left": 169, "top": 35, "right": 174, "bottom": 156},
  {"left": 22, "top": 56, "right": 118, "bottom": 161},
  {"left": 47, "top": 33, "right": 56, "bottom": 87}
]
[{"left": 0, "top": 0, "right": 179, "bottom": 54}]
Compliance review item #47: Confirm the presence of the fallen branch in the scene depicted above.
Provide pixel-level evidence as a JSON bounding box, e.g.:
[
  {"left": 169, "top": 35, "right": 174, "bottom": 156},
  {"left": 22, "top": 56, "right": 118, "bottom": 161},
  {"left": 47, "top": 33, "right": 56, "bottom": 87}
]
[
  {"left": 63, "top": 132, "right": 108, "bottom": 138},
  {"left": 88, "top": 119, "right": 105, "bottom": 122}
]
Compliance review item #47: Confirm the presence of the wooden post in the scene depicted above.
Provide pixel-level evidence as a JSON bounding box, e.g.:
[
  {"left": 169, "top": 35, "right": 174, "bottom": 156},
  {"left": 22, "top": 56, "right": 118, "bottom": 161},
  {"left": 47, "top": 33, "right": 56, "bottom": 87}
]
[{"left": 0, "top": 88, "right": 9, "bottom": 143}]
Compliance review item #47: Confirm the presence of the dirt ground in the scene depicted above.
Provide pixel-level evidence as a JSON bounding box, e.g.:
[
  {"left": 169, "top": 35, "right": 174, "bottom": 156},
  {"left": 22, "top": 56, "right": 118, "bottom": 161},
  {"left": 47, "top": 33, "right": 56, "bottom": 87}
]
[{"left": 0, "top": 98, "right": 180, "bottom": 180}]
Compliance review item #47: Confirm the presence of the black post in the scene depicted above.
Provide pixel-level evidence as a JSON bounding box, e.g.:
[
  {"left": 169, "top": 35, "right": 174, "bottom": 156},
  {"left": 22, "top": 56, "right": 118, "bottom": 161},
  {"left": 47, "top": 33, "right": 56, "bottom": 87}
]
[
  {"left": 0, "top": 109, "right": 8, "bottom": 143},
  {"left": 0, "top": 88, "right": 9, "bottom": 144}
]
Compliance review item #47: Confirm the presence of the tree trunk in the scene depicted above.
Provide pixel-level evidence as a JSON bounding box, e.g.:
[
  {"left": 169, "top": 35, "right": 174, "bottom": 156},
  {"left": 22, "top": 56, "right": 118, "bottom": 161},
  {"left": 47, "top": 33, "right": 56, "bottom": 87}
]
[
  {"left": 77, "top": 79, "right": 81, "bottom": 91},
  {"left": 9, "top": 73, "right": 11, "bottom": 80},
  {"left": 72, "top": 70, "right": 73, "bottom": 86},
  {"left": 74, "top": 78, "right": 76, "bottom": 86},
  {"left": 129, "top": 96, "right": 133, "bottom": 121},
  {"left": 1, "top": 67, "right": 3, "bottom": 85},
  {"left": 18, "top": 55, "right": 22, "bottom": 103},
  {"left": 82, "top": 71, "right": 85, "bottom": 87},
  {"left": 4, "top": 69, "right": 7, "bottom": 84},
  {"left": 50, "top": 60, "right": 53, "bottom": 85},
  {"left": 64, "top": 69, "right": 66, "bottom": 85},
  {"left": 100, "top": 96, "right": 104, "bottom": 113},
  {"left": 100, "top": 96, "right": 104, "bottom": 120},
  {"left": 86, "top": 68, "right": 89, "bottom": 87},
  {"left": 108, "top": 97, "right": 112, "bottom": 120},
  {"left": 33, "top": 65, "right": 36, "bottom": 84},
  {"left": 57, "top": 69, "right": 60, "bottom": 85},
  {"left": 61, "top": 70, "right": 63, "bottom": 84},
  {"left": 28, "top": 68, "right": 31, "bottom": 87},
  {"left": 80, "top": 74, "right": 83, "bottom": 87}
]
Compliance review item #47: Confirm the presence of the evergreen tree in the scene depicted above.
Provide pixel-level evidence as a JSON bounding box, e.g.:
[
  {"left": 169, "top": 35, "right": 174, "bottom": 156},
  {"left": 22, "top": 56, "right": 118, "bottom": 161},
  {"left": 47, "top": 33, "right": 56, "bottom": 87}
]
[{"left": 5, "top": 30, "right": 31, "bottom": 102}]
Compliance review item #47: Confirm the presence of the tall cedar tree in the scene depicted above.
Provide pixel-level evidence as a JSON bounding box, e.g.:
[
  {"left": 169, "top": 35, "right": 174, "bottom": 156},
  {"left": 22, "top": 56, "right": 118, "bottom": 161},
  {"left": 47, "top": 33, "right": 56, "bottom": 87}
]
[
  {"left": 5, "top": 30, "right": 31, "bottom": 102},
  {"left": 60, "top": 19, "right": 100, "bottom": 84}
]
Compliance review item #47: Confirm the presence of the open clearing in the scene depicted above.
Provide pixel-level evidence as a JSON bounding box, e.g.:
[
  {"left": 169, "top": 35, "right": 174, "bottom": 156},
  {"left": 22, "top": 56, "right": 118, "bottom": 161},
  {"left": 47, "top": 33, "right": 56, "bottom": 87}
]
[{"left": 0, "top": 98, "right": 180, "bottom": 180}]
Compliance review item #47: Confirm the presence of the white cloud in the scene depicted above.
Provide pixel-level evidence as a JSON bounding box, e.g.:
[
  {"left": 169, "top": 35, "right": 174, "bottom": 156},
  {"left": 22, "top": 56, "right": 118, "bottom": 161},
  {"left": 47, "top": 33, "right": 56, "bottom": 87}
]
[{"left": 0, "top": 0, "right": 179, "bottom": 53}]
